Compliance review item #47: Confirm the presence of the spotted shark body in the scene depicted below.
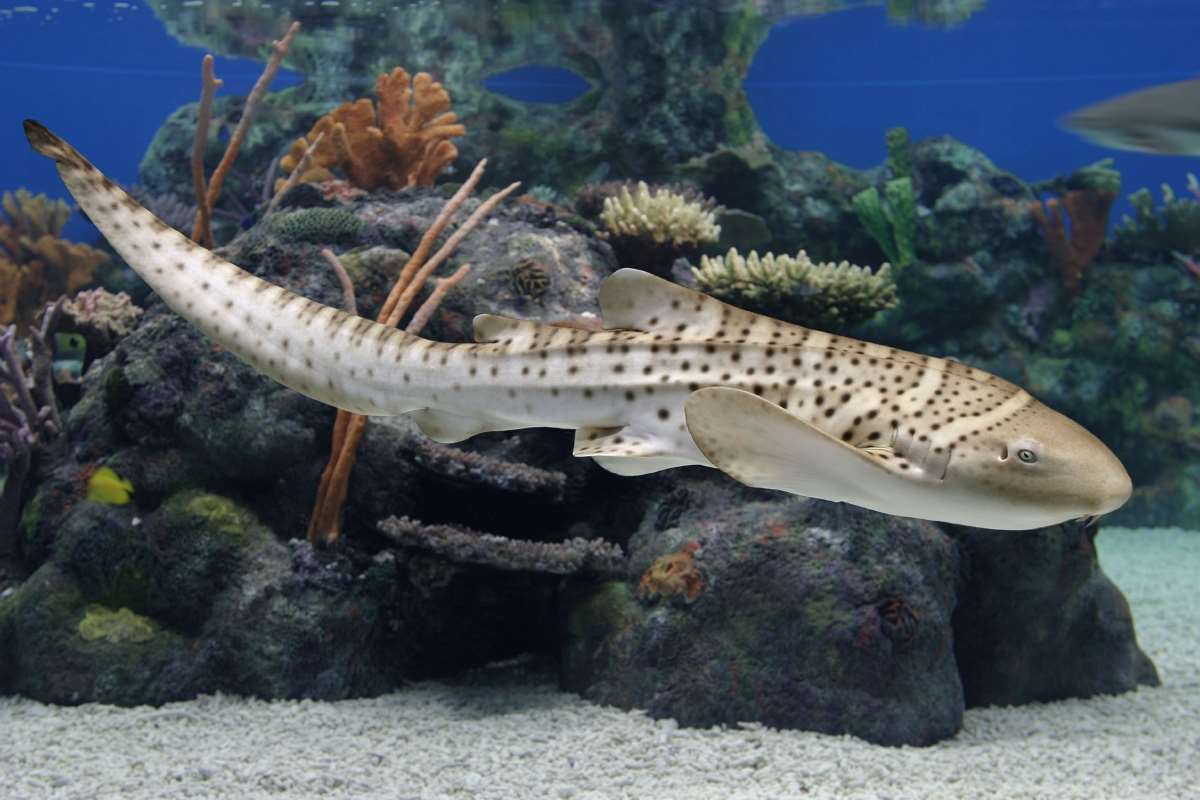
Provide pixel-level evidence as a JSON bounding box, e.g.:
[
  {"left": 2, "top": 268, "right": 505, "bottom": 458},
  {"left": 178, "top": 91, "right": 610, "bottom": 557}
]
[{"left": 24, "top": 120, "right": 1132, "bottom": 530}]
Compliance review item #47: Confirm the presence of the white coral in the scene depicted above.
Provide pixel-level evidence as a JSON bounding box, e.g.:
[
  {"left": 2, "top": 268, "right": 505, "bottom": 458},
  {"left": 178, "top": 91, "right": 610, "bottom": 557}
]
[
  {"left": 600, "top": 181, "right": 720, "bottom": 246},
  {"left": 693, "top": 248, "right": 896, "bottom": 329}
]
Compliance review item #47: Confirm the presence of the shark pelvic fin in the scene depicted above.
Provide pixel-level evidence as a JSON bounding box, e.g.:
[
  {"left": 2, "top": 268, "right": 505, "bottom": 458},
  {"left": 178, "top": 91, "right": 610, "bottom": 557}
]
[
  {"left": 684, "top": 387, "right": 916, "bottom": 504},
  {"left": 598, "top": 268, "right": 817, "bottom": 343},
  {"left": 573, "top": 425, "right": 695, "bottom": 476},
  {"left": 412, "top": 408, "right": 518, "bottom": 443}
]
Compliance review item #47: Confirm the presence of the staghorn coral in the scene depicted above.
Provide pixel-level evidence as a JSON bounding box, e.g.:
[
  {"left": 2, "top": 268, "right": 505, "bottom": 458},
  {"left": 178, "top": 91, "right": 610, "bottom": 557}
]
[
  {"left": 279, "top": 67, "right": 466, "bottom": 192},
  {"left": 379, "top": 515, "right": 625, "bottom": 575},
  {"left": 693, "top": 247, "right": 897, "bottom": 330},
  {"left": 1, "top": 189, "right": 109, "bottom": 332}
]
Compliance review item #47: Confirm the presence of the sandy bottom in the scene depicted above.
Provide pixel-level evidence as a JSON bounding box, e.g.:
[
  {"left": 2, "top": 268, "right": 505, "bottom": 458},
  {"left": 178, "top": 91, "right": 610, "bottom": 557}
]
[{"left": 2, "top": 526, "right": 1197, "bottom": 800}]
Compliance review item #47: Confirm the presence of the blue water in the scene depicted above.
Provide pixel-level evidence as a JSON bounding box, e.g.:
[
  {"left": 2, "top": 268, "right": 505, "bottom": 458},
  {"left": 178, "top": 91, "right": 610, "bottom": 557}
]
[{"left": 1, "top": 1, "right": 1197, "bottom": 242}]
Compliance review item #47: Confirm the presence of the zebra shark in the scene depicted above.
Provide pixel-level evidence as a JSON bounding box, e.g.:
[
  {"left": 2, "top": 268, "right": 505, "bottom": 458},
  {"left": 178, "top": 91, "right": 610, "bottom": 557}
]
[{"left": 23, "top": 119, "right": 1132, "bottom": 530}]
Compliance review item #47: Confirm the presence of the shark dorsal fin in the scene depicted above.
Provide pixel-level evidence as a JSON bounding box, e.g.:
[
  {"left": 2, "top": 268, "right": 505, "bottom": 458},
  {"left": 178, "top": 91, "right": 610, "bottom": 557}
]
[
  {"left": 684, "top": 387, "right": 936, "bottom": 505},
  {"left": 598, "top": 268, "right": 816, "bottom": 343}
]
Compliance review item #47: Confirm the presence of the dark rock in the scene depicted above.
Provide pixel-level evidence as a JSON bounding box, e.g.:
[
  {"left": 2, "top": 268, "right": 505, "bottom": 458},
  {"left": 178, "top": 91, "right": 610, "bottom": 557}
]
[
  {"left": 562, "top": 479, "right": 964, "bottom": 747},
  {"left": 951, "top": 521, "right": 1159, "bottom": 706}
]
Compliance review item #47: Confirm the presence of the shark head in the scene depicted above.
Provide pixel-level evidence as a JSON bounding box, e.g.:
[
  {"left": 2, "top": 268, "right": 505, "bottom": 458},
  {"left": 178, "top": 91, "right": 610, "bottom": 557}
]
[
  {"left": 936, "top": 400, "right": 1132, "bottom": 529},
  {"left": 1059, "top": 78, "right": 1200, "bottom": 156}
]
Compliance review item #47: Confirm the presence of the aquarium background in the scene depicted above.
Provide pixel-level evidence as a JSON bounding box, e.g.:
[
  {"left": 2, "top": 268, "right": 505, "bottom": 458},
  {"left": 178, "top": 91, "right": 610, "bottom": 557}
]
[{"left": 3, "top": 0, "right": 1199, "bottom": 239}]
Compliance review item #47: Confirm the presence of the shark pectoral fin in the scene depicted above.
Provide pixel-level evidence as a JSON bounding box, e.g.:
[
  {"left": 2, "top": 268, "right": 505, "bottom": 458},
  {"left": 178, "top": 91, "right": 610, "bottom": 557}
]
[
  {"left": 412, "top": 408, "right": 516, "bottom": 443},
  {"left": 684, "top": 387, "right": 899, "bottom": 503},
  {"left": 573, "top": 426, "right": 695, "bottom": 476}
]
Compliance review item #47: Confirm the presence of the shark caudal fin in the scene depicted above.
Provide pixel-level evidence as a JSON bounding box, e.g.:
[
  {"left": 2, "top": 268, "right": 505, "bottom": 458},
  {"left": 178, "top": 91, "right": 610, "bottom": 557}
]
[{"left": 21, "top": 119, "right": 424, "bottom": 416}]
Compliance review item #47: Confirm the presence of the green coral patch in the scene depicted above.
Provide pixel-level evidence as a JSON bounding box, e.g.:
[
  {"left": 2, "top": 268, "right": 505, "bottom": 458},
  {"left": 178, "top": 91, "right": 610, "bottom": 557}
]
[{"left": 78, "top": 604, "right": 157, "bottom": 644}]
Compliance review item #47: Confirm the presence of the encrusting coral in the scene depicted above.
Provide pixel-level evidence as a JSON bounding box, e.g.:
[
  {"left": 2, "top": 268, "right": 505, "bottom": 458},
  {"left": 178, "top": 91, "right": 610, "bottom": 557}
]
[
  {"left": 599, "top": 181, "right": 720, "bottom": 274},
  {"left": 0, "top": 189, "right": 108, "bottom": 332},
  {"left": 279, "top": 67, "right": 466, "bottom": 192},
  {"left": 693, "top": 247, "right": 897, "bottom": 330}
]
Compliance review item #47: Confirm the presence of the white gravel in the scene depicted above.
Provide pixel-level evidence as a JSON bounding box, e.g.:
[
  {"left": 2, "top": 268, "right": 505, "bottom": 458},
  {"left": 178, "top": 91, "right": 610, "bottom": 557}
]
[{"left": 2, "top": 526, "right": 1197, "bottom": 800}]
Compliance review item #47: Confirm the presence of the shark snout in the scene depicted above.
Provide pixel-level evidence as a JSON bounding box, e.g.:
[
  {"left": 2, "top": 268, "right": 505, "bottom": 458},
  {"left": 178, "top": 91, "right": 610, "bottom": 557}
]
[{"left": 1093, "top": 456, "right": 1133, "bottom": 515}]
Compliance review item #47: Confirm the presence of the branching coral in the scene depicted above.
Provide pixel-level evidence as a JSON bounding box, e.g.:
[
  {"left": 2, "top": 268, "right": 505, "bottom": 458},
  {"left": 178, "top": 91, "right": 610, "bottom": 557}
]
[
  {"left": 693, "top": 247, "right": 897, "bottom": 330},
  {"left": 601, "top": 180, "right": 720, "bottom": 242},
  {"left": 599, "top": 181, "right": 720, "bottom": 274},
  {"left": 1112, "top": 173, "right": 1200, "bottom": 261},
  {"left": 280, "top": 67, "right": 466, "bottom": 192},
  {"left": 0, "top": 189, "right": 108, "bottom": 332},
  {"left": 1030, "top": 159, "right": 1120, "bottom": 294}
]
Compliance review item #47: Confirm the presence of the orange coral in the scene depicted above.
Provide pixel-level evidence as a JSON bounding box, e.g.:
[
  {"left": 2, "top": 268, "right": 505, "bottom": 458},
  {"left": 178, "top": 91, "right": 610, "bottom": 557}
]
[
  {"left": 1029, "top": 188, "right": 1115, "bottom": 296},
  {"left": 1, "top": 189, "right": 108, "bottom": 331},
  {"left": 638, "top": 541, "right": 705, "bottom": 602},
  {"left": 280, "top": 68, "right": 465, "bottom": 192}
]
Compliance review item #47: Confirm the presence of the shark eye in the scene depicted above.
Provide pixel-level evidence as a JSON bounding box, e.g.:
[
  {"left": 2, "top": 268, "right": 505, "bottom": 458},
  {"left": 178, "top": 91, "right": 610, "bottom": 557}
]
[{"left": 1017, "top": 448, "right": 1038, "bottom": 464}]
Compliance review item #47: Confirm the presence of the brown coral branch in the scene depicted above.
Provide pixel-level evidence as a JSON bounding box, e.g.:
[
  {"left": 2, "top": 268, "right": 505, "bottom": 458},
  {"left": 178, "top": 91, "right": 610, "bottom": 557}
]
[
  {"left": 1030, "top": 187, "right": 1115, "bottom": 295},
  {"left": 268, "top": 130, "right": 324, "bottom": 213},
  {"left": 190, "top": 21, "right": 300, "bottom": 247},
  {"left": 385, "top": 180, "right": 521, "bottom": 327},
  {"left": 320, "top": 247, "right": 358, "bottom": 317},
  {"left": 190, "top": 55, "right": 223, "bottom": 246},
  {"left": 405, "top": 263, "right": 471, "bottom": 333},
  {"left": 378, "top": 158, "right": 487, "bottom": 325}
]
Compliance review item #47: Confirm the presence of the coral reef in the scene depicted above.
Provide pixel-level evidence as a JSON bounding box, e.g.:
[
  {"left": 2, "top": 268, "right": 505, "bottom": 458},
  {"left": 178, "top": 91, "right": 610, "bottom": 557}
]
[
  {"left": 600, "top": 181, "right": 720, "bottom": 273},
  {"left": 279, "top": 68, "right": 465, "bottom": 192},
  {"left": 0, "top": 190, "right": 108, "bottom": 332},
  {"left": 693, "top": 247, "right": 897, "bottom": 330}
]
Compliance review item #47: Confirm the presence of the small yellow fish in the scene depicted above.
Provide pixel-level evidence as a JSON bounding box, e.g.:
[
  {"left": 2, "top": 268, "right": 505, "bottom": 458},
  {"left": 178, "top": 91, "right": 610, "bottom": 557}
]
[{"left": 86, "top": 466, "right": 134, "bottom": 505}]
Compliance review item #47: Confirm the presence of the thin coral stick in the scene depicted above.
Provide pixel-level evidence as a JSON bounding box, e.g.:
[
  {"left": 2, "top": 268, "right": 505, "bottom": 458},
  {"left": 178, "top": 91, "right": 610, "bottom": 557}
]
[
  {"left": 377, "top": 159, "right": 488, "bottom": 325},
  {"left": 267, "top": 130, "right": 324, "bottom": 213},
  {"left": 320, "top": 247, "right": 358, "bottom": 317},
  {"left": 190, "top": 55, "right": 223, "bottom": 245},
  {"left": 385, "top": 182, "right": 520, "bottom": 327},
  {"left": 204, "top": 21, "right": 300, "bottom": 214},
  {"left": 405, "top": 264, "right": 471, "bottom": 333},
  {"left": 191, "top": 21, "right": 300, "bottom": 247}
]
